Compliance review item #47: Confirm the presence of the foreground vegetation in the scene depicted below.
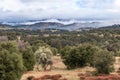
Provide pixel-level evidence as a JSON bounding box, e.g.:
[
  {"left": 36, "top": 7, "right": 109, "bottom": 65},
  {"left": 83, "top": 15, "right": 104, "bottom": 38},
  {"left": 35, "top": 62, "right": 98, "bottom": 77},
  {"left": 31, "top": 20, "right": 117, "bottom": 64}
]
[
  {"left": 61, "top": 44, "right": 114, "bottom": 74},
  {"left": 0, "top": 25, "right": 120, "bottom": 79}
]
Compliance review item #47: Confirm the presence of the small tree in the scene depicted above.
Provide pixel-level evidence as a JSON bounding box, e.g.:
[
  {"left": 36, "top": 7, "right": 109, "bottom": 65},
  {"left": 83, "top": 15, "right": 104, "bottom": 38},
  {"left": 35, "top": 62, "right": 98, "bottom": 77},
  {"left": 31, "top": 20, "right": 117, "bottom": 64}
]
[
  {"left": 61, "top": 44, "right": 96, "bottom": 69},
  {"left": 93, "top": 49, "right": 114, "bottom": 74},
  {"left": 34, "top": 46, "right": 53, "bottom": 70},
  {"left": 22, "top": 47, "right": 35, "bottom": 71},
  {"left": 0, "top": 42, "right": 25, "bottom": 80}
]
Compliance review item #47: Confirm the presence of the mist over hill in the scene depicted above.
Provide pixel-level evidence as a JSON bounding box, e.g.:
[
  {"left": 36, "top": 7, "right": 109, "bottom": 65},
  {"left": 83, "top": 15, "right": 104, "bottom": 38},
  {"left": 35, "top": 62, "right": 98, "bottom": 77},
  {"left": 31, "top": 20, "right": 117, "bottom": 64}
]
[{"left": 1, "top": 19, "right": 120, "bottom": 31}]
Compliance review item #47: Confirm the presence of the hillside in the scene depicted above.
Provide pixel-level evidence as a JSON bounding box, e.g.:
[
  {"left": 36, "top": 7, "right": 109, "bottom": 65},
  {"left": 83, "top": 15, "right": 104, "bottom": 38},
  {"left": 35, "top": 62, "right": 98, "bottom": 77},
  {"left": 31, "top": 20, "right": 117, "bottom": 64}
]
[
  {"left": 0, "top": 19, "right": 114, "bottom": 31},
  {"left": 1, "top": 24, "right": 120, "bottom": 80}
]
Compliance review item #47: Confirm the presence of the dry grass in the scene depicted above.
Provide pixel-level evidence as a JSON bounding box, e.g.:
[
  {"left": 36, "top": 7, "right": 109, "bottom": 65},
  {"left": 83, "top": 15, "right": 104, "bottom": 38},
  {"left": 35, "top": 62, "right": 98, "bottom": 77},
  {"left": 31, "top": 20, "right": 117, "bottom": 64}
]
[{"left": 20, "top": 56, "right": 95, "bottom": 80}]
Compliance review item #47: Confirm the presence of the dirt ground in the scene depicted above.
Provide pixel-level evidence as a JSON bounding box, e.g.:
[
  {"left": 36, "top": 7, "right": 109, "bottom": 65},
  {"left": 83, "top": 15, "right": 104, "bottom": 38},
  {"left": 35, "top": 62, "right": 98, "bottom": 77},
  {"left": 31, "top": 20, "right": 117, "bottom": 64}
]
[{"left": 20, "top": 56, "right": 95, "bottom": 80}]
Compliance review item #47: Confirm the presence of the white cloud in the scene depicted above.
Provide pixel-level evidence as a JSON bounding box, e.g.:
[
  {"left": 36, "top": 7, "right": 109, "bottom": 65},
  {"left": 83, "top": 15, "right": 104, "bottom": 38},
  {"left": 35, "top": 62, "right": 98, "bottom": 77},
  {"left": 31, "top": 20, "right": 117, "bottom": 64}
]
[
  {"left": 0, "top": 0, "right": 120, "bottom": 21},
  {"left": 0, "top": 0, "right": 24, "bottom": 12},
  {"left": 114, "top": 0, "right": 120, "bottom": 7}
]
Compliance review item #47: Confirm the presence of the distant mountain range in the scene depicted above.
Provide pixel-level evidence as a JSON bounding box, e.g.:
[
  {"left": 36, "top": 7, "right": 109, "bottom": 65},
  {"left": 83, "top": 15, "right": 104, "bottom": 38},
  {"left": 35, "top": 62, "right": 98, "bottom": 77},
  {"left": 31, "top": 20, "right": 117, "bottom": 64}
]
[{"left": 0, "top": 19, "right": 120, "bottom": 31}]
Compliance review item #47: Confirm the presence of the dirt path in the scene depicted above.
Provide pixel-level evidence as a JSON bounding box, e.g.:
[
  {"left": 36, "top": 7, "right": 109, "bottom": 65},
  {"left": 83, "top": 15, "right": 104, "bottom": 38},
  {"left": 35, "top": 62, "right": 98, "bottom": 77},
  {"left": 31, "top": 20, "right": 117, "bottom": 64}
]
[{"left": 21, "top": 56, "right": 95, "bottom": 80}]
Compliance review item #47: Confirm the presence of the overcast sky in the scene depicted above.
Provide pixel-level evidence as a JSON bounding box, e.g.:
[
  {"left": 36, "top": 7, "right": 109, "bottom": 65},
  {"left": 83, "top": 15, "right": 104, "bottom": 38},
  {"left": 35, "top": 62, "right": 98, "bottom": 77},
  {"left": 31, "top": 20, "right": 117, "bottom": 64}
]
[{"left": 0, "top": 0, "right": 120, "bottom": 22}]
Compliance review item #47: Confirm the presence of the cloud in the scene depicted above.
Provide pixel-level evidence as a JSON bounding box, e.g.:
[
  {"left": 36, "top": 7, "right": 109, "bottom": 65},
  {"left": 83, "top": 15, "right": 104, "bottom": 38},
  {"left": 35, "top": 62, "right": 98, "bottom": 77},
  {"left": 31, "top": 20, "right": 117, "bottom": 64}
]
[
  {"left": 77, "top": 0, "right": 113, "bottom": 9},
  {"left": 0, "top": 0, "right": 120, "bottom": 21},
  {"left": 0, "top": 0, "right": 24, "bottom": 12},
  {"left": 114, "top": 0, "right": 120, "bottom": 7}
]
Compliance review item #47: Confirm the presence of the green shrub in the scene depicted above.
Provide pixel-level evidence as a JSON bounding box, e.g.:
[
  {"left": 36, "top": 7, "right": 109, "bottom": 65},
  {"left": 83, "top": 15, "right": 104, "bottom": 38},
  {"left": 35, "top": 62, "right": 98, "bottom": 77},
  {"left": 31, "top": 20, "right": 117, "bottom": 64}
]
[
  {"left": 0, "top": 42, "right": 19, "bottom": 53},
  {"left": 51, "top": 47, "right": 58, "bottom": 55},
  {"left": 31, "top": 40, "right": 49, "bottom": 52},
  {"left": 61, "top": 46, "right": 73, "bottom": 57},
  {"left": 61, "top": 44, "right": 96, "bottom": 69},
  {"left": 93, "top": 49, "right": 114, "bottom": 74},
  {"left": 22, "top": 47, "right": 35, "bottom": 71},
  {"left": 0, "top": 42, "right": 25, "bottom": 80}
]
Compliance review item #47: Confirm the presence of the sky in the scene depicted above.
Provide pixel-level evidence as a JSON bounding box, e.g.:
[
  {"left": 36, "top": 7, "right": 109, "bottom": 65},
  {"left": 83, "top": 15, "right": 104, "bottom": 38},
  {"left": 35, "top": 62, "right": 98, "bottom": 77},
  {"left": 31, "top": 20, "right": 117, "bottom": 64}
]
[{"left": 0, "top": 0, "right": 120, "bottom": 22}]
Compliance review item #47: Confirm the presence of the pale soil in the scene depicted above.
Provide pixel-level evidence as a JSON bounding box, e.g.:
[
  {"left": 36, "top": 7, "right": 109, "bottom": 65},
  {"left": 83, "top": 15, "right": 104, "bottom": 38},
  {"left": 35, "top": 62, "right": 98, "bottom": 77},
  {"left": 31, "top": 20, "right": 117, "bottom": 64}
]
[{"left": 20, "top": 56, "right": 95, "bottom": 80}]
